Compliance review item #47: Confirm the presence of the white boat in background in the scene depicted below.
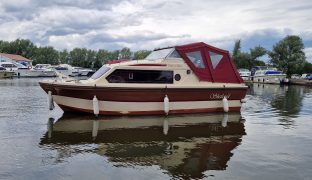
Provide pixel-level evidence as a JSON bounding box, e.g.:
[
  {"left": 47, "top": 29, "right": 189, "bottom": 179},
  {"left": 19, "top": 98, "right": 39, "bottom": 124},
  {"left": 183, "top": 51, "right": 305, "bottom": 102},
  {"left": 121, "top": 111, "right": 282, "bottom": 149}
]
[
  {"left": 238, "top": 69, "right": 251, "bottom": 81},
  {"left": 31, "top": 64, "right": 57, "bottom": 77},
  {"left": 0, "top": 67, "right": 14, "bottom": 78},
  {"left": 74, "top": 67, "right": 96, "bottom": 76},
  {"left": 0, "top": 62, "right": 56, "bottom": 77},
  {"left": 54, "top": 64, "right": 72, "bottom": 76},
  {"left": 54, "top": 64, "right": 95, "bottom": 77},
  {"left": 0, "top": 62, "right": 18, "bottom": 72},
  {"left": 17, "top": 64, "right": 56, "bottom": 77},
  {"left": 251, "top": 66, "right": 286, "bottom": 84}
]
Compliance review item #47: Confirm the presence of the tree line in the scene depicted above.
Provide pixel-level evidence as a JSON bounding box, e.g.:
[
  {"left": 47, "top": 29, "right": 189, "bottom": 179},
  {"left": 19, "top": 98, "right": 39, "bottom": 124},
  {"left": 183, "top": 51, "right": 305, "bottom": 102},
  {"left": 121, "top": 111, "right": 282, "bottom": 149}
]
[
  {"left": 232, "top": 35, "right": 312, "bottom": 76},
  {"left": 1, "top": 36, "right": 311, "bottom": 75},
  {"left": 0, "top": 39, "right": 151, "bottom": 69}
]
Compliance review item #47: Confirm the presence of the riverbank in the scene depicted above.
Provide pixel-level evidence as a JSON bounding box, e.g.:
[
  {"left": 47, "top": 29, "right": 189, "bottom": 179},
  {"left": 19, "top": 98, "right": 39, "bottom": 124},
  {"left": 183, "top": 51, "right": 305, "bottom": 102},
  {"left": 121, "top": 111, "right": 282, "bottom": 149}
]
[{"left": 289, "top": 78, "right": 312, "bottom": 86}]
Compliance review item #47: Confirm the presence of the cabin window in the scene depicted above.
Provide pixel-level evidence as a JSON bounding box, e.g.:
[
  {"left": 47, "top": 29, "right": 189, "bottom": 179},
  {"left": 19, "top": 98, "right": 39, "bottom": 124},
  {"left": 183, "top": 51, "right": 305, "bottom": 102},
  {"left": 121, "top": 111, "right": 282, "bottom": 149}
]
[
  {"left": 186, "top": 51, "right": 205, "bottom": 68},
  {"left": 167, "top": 50, "right": 182, "bottom": 59},
  {"left": 209, "top": 51, "right": 223, "bottom": 69},
  {"left": 1, "top": 64, "right": 16, "bottom": 68},
  {"left": 90, "top": 66, "right": 111, "bottom": 80},
  {"left": 106, "top": 69, "right": 173, "bottom": 84},
  {"left": 174, "top": 74, "right": 181, "bottom": 81}
]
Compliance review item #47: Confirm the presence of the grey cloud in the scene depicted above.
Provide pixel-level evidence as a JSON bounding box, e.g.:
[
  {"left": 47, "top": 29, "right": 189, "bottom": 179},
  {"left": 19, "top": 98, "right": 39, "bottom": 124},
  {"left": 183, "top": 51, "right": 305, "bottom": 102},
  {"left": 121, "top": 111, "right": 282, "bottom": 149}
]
[
  {"left": 1, "top": 0, "right": 312, "bottom": 52},
  {"left": 89, "top": 31, "right": 190, "bottom": 44}
]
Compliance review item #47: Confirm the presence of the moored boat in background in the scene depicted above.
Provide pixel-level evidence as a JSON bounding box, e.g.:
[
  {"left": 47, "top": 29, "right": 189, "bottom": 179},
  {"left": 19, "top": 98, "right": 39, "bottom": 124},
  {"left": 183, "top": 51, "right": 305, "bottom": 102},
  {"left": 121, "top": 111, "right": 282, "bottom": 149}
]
[
  {"left": 40, "top": 42, "right": 248, "bottom": 116},
  {"left": 0, "top": 67, "right": 14, "bottom": 78},
  {"left": 16, "top": 64, "right": 57, "bottom": 77},
  {"left": 238, "top": 68, "right": 251, "bottom": 81},
  {"left": 54, "top": 64, "right": 95, "bottom": 77},
  {"left": 251, "top": 66, "right": 286, "bottom": 84}
]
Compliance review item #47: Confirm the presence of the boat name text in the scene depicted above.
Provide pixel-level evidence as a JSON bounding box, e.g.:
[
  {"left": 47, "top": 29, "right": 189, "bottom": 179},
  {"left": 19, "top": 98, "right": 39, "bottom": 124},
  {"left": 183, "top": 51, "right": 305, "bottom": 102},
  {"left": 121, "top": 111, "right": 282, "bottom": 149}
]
[{"left": 210, "top": 93, "right": 231, "bottom": 99}]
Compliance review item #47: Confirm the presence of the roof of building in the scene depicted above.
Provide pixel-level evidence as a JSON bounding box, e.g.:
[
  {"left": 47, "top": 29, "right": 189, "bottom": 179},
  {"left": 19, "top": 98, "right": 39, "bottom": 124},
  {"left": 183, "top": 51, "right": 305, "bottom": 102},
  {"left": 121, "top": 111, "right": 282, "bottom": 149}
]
[{"left": 0, "top": 53, "right": 32, "bottom": 62}]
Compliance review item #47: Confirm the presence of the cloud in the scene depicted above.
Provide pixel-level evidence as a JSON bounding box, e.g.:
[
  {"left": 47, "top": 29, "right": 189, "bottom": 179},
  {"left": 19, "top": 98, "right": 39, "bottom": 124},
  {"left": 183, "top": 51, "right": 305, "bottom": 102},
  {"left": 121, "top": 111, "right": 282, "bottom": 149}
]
[
  {"left": 0, "top": 0, "right": 311, "bottom": 53},
  {"left": 304, "top": 47, "right": 312, "bottom": 63}
]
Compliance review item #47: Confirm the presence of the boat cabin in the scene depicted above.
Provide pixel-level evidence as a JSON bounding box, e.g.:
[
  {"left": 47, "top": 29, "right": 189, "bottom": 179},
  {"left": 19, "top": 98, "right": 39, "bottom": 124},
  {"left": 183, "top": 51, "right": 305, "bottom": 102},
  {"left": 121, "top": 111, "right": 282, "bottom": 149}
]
[{"left": 89, "top": 42, "right": 243, "bottom": 86}]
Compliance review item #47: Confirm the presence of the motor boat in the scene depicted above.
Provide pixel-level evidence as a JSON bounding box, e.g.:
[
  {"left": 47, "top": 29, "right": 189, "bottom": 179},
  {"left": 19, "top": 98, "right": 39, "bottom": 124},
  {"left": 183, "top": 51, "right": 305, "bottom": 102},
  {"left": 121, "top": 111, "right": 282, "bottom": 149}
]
[
  {"left": 0, "top": 62, "right": 57, "bottom": 77},
  {"left": 0, "top": 67, "right": 14, "bottom": 78},
  {"left": 16, "top": 64, "right": 57, "bottom": 77},
  {"left": 31, "top": 64, "right": 57, "bottom": 77},
  {"left": 251, "top": 66, "right": 286, "bottom": 84},
  {"left": 68, "top": 67, "right": 95, "bottom": 77},
  {"left": 39, "top": 42, "right": 248, "bottom": 115},
  {"left": 54, "top": 64, "right": 74, "bottom": 76},
  {"left": 54, "top": 64, "right": 95, "bottom": 77},
  {"left": 0, "top": 62, "right": 18, "bottom": 72},
  {"left": 238, "top": 68, "right": 251, "bottom": 81},
  {"left": 76, "top": 67, "right": 96, "bottom": 76}
]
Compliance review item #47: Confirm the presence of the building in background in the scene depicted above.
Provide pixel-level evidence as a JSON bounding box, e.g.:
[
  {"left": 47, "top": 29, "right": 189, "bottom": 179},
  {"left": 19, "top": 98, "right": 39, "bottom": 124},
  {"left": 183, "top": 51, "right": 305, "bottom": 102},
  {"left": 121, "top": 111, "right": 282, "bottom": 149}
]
[{"left": 0, "top": 53, "right": 32, "bottom": 67}]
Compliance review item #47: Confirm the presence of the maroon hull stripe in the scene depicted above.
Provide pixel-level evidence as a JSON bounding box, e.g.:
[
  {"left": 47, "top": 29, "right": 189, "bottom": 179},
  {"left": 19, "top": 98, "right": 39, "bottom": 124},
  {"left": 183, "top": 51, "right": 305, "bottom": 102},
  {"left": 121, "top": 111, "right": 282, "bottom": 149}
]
[
  {"left": 58, "top": 104, "right": 241, "bottom": 116},
  {"left": 40, "top": 82, "right": 247, "bottom": 102}
]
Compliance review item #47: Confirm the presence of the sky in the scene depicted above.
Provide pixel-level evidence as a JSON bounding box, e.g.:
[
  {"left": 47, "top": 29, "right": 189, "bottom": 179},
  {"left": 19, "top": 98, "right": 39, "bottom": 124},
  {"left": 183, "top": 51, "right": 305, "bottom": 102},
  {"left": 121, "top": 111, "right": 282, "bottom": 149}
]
[{"left": 0, "top": 0, "right": 312, "bottom": 62}]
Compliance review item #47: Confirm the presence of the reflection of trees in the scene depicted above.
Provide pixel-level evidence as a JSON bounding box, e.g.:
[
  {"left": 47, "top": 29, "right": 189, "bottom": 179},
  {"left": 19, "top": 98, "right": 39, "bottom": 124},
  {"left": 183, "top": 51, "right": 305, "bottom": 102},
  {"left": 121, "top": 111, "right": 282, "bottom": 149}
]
[
  {"left": 249, "top": 84, "right": 305, "bottom": 116},
  {"left": 249, "top": 84, "right": 307, "bottom": 128},
  {"left": 40, "top": 114, "right": 246, "bottom": 179},
  {"left": 270, "top": 86, "right": 304, "bottom": 116}
]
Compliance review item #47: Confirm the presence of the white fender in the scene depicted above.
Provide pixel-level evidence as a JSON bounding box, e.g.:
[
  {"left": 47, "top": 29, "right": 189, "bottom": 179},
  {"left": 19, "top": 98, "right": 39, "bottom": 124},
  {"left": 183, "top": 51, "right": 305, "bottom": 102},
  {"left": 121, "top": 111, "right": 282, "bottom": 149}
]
[
  {"left": 48, "top": 91, "right": 54, "bottom": 110},
  {"left": 93, "top": 95, "right": 99, "bottom": 116},
  {"left": 222, "top": 96, "right": 229, "bottom": 112},
  {"left": 164, "top": 95, "right": 169, "bottom": 115}
]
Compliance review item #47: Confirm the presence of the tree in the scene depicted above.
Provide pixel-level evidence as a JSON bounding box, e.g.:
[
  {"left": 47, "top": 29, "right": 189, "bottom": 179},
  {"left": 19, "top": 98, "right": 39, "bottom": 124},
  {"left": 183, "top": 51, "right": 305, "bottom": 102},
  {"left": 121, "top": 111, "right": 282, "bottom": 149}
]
[
  {"left": 231, "top": 40, "right": 266, "bottom": 69},
  {"left": 0, "top": 39, "right": 36, "bottom": 59},
  {"left": 134, "top": 50, "right": 151, "bottom": 59},
  {"left": 85, "top": 50, "right": 96, "bottom": 68},
  {"left": 232, "top": 40, "right": 241, "bottom": 57},
  {"left": 235, "top": 52, "right": 252, "bottom": 69},
  {"left": 269, "top": 35, "right": 306, "bottom": 76},
  {"left": 109, "top": 50, "right": 120, "bottom": 60},
  {"left": 249, "top": 45, "right": 267, "bottom": 68},
  {"left": 302, "top": 62, "right": 312, "bottom": 74},
  {"left": 70, "top": 48, "right": 89, "bottom": 67},
  {"left": 119, "top": 47, "right": 132, "bottom": 59},
  {"left": 33, "top": 46, "right": 59, "bottom": 65},
  {"left": 232, "top": 40, "right": 241, "bottom": 66},
  {"left": 96, "top": 49, "right": 110, "bottom": 64},
  {"left": 93, "top": 59, "right": 102, "bottom": 69},
  {"left": 59, "top": 50, "right": 70, "bottom": 64},
  {"left": 11, "top": 39, "right": 36, "bottom": 59}
]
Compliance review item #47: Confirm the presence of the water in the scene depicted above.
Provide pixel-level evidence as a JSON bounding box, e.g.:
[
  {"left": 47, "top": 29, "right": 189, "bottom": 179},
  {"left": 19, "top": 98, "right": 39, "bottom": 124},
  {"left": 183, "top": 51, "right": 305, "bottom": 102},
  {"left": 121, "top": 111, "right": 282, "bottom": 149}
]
[{"left": 0, "top": 78, "right": 312, "bottom": 180}]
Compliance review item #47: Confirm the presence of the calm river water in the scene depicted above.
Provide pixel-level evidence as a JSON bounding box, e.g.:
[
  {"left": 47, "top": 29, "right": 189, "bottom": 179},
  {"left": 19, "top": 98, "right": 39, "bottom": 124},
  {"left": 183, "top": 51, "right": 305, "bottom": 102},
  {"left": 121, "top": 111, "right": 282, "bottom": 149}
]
[{"left": 0, "top": 78, "right": 312, "bottom": 180}]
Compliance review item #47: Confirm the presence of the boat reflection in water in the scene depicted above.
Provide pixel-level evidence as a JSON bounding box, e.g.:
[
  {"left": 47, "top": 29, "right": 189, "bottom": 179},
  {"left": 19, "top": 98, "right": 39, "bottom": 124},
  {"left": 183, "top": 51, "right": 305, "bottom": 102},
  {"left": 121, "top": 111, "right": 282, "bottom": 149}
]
[{"left": 41, "top": 113, "right": 246, "bottom": 179}]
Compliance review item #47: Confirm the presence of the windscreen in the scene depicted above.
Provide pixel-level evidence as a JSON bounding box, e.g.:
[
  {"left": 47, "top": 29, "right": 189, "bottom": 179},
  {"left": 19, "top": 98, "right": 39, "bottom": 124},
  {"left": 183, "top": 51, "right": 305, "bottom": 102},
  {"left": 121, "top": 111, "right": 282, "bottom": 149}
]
[
  {"left": 145, "top": 48, "right": 174, "bottom": 60},
  {"left": 90, "top": 65, "right": 111, "bottom": 80}
]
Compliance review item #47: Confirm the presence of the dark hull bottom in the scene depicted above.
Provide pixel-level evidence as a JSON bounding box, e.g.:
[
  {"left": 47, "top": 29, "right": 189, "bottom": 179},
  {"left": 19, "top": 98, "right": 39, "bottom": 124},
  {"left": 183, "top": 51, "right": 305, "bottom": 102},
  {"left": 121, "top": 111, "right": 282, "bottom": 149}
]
[{"left": 58, "top": 104, "right": 241, "bottom": 116}]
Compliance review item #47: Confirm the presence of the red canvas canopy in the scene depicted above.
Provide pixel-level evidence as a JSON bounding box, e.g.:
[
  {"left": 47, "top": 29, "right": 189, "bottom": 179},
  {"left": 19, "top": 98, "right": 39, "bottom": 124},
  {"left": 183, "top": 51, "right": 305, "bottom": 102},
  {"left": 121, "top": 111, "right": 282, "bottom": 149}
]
[{"left": 176, "top": 42, "right": 243, "bottom": 84}]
